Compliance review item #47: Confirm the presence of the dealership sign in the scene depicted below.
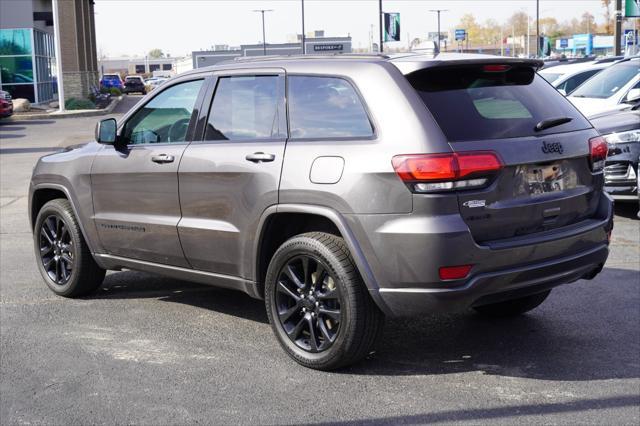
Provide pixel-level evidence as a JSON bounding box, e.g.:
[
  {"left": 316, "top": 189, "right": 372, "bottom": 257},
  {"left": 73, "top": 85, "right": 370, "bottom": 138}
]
[
  {"left": 384, "top": 12, "right": 400, "bottom": 42},
  {"left": 313, "top": 44, "right": 344, "bottom": 52}
]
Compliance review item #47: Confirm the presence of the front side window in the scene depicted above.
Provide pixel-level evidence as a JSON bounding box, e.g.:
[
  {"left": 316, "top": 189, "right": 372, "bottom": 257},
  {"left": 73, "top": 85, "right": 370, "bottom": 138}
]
[
  {"left": 288, "top": 76, "right": 373, "bottom": 139},
  {"left": 205, "top": 75, "right": 286, "bottom": 140},
  {"left": 123, "top": 79, "right": 203, "bottom": 145}
]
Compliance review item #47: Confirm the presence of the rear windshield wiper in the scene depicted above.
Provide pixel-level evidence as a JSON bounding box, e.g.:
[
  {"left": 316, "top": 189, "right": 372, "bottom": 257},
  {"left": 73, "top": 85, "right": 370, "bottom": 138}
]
[{"left": 534, "top": 116, "right": 573, "bottom": 132}]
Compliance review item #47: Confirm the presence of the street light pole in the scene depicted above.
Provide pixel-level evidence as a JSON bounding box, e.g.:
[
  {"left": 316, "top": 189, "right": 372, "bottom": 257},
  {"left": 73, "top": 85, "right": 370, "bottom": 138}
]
[
  {"left": 536, "top": 0, "right": 540, "bottom": 57},
  {"left": 253, "top": 9, "right": 273, "bottom": 56},
  {"left": 429, "top": 9, "right": 448, "bottom": 52},
  {"left": 379, "top": 0, "right": 383, "bottom": 53},
  {"left": 301, "top": 0, "right": 306, "bottom": 54}
]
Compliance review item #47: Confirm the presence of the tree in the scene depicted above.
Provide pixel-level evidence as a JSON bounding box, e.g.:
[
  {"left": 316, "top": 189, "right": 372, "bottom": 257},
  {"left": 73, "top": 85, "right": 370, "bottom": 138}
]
[
  {"left": 507, "top": 11, "right": 530, "bottom": 38},
  {"left": 148, "top": 48, "right": 164, "bottom": 59},
  {"left": 581, "top": 12, "right": 596, "bottom": 34},
  {"left": 600, "top": 0, "right": 614, "bottom": 34}
]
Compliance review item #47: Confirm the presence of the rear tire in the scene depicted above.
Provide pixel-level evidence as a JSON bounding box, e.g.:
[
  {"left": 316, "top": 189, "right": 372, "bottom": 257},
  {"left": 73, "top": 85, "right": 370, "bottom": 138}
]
[
  {"left": 34, "top": 199, "right": 105, "bottom": 297},
  {"left": 265, "top": 232, "right": 384, "bottom": 370},
  {"left": 473, "top": 290, "right": 551, "bottom": 317}
]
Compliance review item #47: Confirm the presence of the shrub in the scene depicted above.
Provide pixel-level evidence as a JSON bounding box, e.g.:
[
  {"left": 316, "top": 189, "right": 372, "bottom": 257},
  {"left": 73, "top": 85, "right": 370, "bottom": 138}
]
[
  {"left": 109, "top": 87, "right": 122, "bottom": 96},
  {"left": 65, "top": 98, "right": 96, "bottom": 110}
]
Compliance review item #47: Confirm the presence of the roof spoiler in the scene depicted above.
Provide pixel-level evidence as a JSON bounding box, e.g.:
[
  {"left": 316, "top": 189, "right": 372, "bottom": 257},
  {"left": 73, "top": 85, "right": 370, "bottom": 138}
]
[{"left": 392, "top": 57, "right": 545, "bottom": 75}]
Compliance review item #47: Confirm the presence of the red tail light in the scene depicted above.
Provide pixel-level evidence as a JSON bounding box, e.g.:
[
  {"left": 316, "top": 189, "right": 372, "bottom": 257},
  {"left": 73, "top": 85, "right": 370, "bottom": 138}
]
[
  {"left": 439, "top": 265, "right": 473, "bottom": 280},
  {"left": 589, "top": 136, "right": 608, "bottom": 172},
  {"left": 392, "top": 152, "right": 503, "bottom": 193},
  {"left": 483, "top": 64, "right": 511, "bottom": 72}
]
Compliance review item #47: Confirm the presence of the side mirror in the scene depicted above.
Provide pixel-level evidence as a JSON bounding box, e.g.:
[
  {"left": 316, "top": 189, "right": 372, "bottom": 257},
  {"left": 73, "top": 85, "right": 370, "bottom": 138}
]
[
  {"left": 625, "top": 88, "right": 640, "bottom": 103},
  {"left": 95, "top": 118, "right": 117, "bottom": 144},
  {"left": 557, "top": 88, "right": 567, "bottom": 96}
]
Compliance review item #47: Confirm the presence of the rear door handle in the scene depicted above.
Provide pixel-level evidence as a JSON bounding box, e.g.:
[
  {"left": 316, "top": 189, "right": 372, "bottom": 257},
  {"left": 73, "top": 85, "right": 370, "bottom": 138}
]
[
  {"left": 245, "top": 152, "right": 275, "bottom": 163},
  {"left": 151, "top": 154, "right": 175, "bottom": 164}
]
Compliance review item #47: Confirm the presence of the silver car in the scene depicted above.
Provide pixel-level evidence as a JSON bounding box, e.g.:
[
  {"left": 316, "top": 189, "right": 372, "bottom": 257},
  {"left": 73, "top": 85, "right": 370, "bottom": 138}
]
[{"left": 30, "top": 53, "right": 613, "bottom": 370}]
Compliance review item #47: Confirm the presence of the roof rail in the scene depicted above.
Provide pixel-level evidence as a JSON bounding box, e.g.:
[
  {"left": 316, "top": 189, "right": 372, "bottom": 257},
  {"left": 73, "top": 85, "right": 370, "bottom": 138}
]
[{"left": 230, "top": 53, "right": 392, "bottom": 63}]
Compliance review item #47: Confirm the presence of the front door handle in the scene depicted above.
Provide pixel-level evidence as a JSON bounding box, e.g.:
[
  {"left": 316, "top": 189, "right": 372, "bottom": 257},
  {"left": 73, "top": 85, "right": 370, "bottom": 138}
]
[
  {"left": 151, "top": 154, "right": 175, "bottom": 164},
  {"left": 245, "top": 152, "right": 275, "bottom": 163}
]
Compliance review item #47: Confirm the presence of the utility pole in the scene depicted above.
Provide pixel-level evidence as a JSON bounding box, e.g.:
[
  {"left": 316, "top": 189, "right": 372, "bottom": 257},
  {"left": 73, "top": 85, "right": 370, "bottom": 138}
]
[
  {"left": 536, "top": 0, "right": 540, "bottom": 57},
  {"left": 253, "top": 9, "right": 273, "bottom": 56},
  {"left": 379, "top": 0, "right": 383, "bottom": 53},
  {"left": 614, "top": 0, "right": 622, "bottom": 55},
  {"left": 301, "top": 0, "right": 306, "bottom": 54},
  {"left": 52, "top": 0, "right": 64, "bottom": 112},
  {"left": 429, "top": 9, "right": 448, "bottom": 52}
]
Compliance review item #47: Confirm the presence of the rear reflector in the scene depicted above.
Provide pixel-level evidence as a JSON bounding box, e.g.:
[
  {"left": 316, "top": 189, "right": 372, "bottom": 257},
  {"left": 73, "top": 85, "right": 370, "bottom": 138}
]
[
  {"left": 589, "top": 136, "right": 608, "bottom": 172},
  {"left": 439, "top": 265, "right": 473, "bottom": 280},
  {"left": 392, "top": 152, "right": 503, "bottom": 193}
]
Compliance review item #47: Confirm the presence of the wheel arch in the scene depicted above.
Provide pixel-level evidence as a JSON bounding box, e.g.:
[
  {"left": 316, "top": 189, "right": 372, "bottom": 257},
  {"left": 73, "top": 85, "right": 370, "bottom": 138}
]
[
  {"left": 30, "top": 183, "right": 98, "bottom": 255},
  {"left": 253, "top": 204, "right": 388, "bottom": 312}
]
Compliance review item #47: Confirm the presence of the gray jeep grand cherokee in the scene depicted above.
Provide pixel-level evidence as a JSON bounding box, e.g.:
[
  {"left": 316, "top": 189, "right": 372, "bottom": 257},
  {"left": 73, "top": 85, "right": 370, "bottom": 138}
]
[{"left": 30, "top": 53, "right": 614, "bottom": 370}]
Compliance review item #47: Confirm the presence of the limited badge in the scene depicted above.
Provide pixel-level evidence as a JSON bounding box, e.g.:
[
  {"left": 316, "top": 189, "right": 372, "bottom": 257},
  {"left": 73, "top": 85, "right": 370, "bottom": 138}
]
[{"left": 463, "top": 200, "right": 486, "bottom": 208}]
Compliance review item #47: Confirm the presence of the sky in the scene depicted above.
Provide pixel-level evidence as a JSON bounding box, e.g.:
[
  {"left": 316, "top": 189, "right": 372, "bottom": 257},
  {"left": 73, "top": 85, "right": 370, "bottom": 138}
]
[{"left": 94, "top": 0, "right": 609, "bottom": 58}]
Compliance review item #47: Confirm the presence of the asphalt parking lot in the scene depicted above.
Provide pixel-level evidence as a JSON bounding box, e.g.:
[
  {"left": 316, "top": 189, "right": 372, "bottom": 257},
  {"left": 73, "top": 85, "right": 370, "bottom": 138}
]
[{"left": 1, "top": 96, "right": 639, "bottom": 425}]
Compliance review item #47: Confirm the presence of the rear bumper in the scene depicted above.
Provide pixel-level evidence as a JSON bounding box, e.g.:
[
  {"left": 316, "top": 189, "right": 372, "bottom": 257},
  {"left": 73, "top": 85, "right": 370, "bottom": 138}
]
[
  {"left": 376, "top": 244, "right": 608, "bottom": 316},
  {"left": 346, "top": 192, "right": 613, "bottom": 317}
]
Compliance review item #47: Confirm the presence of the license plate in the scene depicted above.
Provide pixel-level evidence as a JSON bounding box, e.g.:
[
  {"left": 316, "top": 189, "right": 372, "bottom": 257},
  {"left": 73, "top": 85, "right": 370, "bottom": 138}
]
[{"left": 525, "top": 162, "right": 571, "bottom": 195}]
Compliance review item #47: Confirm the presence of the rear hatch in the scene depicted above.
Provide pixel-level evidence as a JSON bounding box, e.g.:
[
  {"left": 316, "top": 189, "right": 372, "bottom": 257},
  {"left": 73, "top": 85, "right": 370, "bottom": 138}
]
[
  {"left": 125, "top": 78, "right": 142, "bottom": 87},
  {"left": 405, "top": 62, "right": 602, "bottom": 244}
]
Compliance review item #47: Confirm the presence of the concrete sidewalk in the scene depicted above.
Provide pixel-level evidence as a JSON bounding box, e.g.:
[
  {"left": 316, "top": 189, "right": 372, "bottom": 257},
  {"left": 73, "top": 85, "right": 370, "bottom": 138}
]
[{"left": 4, "top": 96, "right": 122, "bottom": 121}]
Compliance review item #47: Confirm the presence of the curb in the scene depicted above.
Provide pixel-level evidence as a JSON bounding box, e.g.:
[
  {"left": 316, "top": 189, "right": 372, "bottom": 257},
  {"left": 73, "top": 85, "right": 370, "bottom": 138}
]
[{"left": 4, "top": 96, "right": 122, "bottom": 121}]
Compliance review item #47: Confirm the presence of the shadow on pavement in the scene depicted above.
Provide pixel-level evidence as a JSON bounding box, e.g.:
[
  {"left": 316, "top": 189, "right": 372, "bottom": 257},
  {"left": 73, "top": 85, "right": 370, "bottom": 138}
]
[
  {"left": 0, "top": 126, "right": 26, "bottom": 132},
  {"left": 614, "top": 202, "right": 638, "bottom": 220},
  {"left": 0, "top": 147, "right": 62, "bottom": 154},
  {"left": 0, "top": 120, "right": 55, "bottom": 126},
  {"left": 307, "top": 395, "right": 640, "bottom": 425},
  {"left": 0, "top": 134, "right": 26, "bottom": 140},
  {"left": 92, "top": 267, "right": 638, "bottom": 381}
]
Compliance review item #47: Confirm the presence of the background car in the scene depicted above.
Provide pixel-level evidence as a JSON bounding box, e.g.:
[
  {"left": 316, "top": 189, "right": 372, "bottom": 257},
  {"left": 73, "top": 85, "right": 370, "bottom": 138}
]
[
  {"left": 539, "top": 61, "right": 612, "bottom": 96},
  {"left": 144, "top": 77, "right": 168, "bottom": 91},
  {"left": 123, "top": 75, "right": 146, "bottom": 94},
  {"left": 590, "top": 106, "right": 640, "bottom": 204},
  {"left": 100, "top": 73, "right": 124, "bottom": 91},
  {"left": 0, "top": 90, "right": 13, "bottom": 118},
  {"left": 568, "top": 57, "right": 640, "bottom": 117}
]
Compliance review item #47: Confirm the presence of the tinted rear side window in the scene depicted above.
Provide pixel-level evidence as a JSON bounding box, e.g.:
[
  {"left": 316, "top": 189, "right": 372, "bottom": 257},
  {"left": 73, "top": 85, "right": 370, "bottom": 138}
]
[
  {"left": 288, "top": 76, "right": 373, "bottom": 139},
  {"left": 407, "top": 65, "right": 591, "bottom": 142},
  {"left": 206, "top": 75, "right": 286, "bottom": 141}
]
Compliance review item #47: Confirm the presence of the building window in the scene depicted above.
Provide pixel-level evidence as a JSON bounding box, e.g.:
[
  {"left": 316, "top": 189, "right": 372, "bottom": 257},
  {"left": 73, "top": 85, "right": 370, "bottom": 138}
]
[
  {"left": 0, "top": 56, "right": 34, "bottom": 83},
  {"left": 149, "top": 64, "right": 160, "bottom": 72},
  {"left": 0, "top": 29, "right": 32, "bottom": 55},
  {"left": 135, "top": 65, "right": 145, "bottom": 74},
  {"left": 162, "top": 63, "right": 172, "bottom": 71}
]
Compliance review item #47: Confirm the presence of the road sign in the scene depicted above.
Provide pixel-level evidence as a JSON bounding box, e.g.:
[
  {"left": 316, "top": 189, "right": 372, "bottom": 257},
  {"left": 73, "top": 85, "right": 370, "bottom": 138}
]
[
  {"left": 455, "top": 29, "right": 466, "bottom": 41},
  {"left": 384, "top": 13, "right": 401, "bottom": 42},
  {"left": 625, "top": 0, "right": 640, "bottom": 17},
  {"left": 624, "top": 29, "right": 638, "bottom": 46}
]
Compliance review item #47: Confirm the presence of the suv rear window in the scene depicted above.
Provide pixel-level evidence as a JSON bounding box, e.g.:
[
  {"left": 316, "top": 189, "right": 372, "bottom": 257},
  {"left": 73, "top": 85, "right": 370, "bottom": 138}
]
[{"left": 406, "top": 65, "right": 591, "bottom": 142}]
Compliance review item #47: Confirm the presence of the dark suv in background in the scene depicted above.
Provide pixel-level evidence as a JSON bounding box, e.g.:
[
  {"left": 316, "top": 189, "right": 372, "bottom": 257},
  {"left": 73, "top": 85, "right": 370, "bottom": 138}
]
[{"left": 29, "top": 53, "right": 613, "bottom": 370}]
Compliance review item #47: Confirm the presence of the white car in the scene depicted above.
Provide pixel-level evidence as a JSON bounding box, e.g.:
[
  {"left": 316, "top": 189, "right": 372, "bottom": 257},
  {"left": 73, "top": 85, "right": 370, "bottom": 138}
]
[
  {"left": 539, "top": 61, "right": 612, "bottom": 95},
  {"left": 568, "top": 58, "right": 640, "bottom": 118}
]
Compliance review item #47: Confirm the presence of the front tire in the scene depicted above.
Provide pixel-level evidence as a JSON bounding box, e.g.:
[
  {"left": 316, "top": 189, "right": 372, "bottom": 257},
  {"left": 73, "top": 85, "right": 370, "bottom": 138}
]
[
  {"left": 473, "top": 290, "right": 551, "bottom": 317},
  {"left": 265, "top": 232, "right": 384, "bottom": 370},
  {"left": 34, "top": 199, "right": 105, "bottom": 297}
]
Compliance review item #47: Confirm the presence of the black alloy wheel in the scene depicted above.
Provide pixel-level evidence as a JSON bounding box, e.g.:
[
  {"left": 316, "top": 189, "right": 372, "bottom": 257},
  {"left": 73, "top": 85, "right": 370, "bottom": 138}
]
[
  {"left": 275, "top": 255, "right": 342, "bottom": 353},
  {"left": 39, "top": 214, "right": 74, "bottom": 285},
  {"left": 33, "top": 198, "right": 105, "bottom": 297}
]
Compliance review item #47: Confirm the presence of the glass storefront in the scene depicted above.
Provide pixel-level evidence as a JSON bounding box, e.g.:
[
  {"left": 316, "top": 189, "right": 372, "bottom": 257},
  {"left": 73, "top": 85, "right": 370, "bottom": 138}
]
[{"left": 0, "top": 28, "right": 56, "bottom": 103}]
